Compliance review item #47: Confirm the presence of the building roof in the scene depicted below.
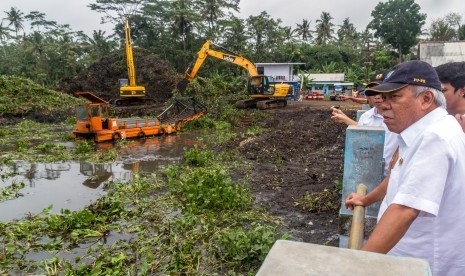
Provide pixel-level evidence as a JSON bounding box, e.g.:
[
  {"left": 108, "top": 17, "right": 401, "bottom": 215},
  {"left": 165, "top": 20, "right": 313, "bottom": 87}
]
[
  {"left": 255, "top": 63, "right": 305, "bottom": 66},
  {"left": 298, "top": 73, "right": 345, "bottom": 82}
]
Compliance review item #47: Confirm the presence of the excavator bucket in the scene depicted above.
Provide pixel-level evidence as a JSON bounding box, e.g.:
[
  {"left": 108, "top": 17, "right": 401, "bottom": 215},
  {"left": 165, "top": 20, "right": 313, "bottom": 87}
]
[{"left": 176, "top": 79, "right": 190, "bottom": 94}]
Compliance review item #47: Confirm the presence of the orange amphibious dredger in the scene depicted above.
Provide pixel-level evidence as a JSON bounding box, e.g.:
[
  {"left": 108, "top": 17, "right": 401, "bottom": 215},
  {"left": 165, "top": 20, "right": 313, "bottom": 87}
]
[{"left": 72, "top": 92, "right": 206, "bottom": 142}]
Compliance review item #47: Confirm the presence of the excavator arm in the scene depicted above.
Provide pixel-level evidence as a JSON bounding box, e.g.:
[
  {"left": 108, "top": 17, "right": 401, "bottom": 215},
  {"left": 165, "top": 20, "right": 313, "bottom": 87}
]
[
  {"left": 181, "top": 40, "right": 292, "bottom": 110},
  {"left": 124, "top": 18, "right": 137, "bottom": 87},
  {"left": 185, "top": 40, "right": 258, "bottom": 81}
]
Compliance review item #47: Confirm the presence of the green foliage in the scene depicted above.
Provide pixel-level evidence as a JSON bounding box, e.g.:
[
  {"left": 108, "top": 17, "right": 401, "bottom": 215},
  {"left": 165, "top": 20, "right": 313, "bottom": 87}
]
[
  {"left": 216, "top": 224, "right": 287, "bottom": 263},
  {"left": 0, "top": 128, "right": 8, "bottom": 137},
  {"left": 183, "top": 146, "right": 214, "bottom": 167},
  {"left": 0, "top": 76, "right": 85, "bottom": 117},
  {"left": 334, "top": 179, "right": 343, "bottom": 195},
  {"left": 35, "top": 142, "right": 66, "bottom": 154},
  {"left": 297, "top": 189, "right": 339, "bottom": 212},
  {"left": 74, "top": 140, "right": 94, "bottom": 154},
  {"left": 0, "top": 181, "right": 25, "bottom": 202},
  {"left": 166, "top": 166, "right": 252, "bottom": 213},
  {"left": 15, "top": 138, "right": 28, "bottom": 152},
  {"left": 369, "top": 0, "right": 426, "bottom": 59}
]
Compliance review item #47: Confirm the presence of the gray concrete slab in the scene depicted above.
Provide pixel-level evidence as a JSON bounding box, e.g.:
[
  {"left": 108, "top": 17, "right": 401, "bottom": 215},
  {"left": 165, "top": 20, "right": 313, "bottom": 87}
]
[{"left": 257, "top": 240, "right": 431, "bottom": 276}]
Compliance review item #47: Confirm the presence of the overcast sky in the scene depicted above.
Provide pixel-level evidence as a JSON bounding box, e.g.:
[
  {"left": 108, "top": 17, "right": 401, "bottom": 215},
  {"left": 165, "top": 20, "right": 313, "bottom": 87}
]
[{"left": 0, "top": 0, "right": 463, "bottom": 36}]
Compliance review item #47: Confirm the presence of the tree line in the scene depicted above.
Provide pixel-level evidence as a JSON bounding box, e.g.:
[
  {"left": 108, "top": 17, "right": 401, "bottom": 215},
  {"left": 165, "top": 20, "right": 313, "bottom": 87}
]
[{"left": 0, "top": 0, "right": 464, "bottom": 88}]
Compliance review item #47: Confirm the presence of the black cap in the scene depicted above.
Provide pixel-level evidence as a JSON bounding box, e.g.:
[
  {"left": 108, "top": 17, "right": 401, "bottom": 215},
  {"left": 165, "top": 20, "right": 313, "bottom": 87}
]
[
  {"left": 365, "top": 69, "right": 389, "bottom": 88},
  {"left": 365, "top": 61, "right": 442, "bottom": 96}
]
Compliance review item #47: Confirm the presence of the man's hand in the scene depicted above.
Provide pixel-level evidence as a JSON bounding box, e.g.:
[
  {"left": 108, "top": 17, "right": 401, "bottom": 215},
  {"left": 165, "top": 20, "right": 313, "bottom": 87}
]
[
  {"left": 455, "top": 114, "right": 465, "bottom": 132},
  {"left": 345, "top": 193, "right": 366, "bottom": 210},
  {"left": 331, "top": 108, "right": 357, "bottom": 125},
  {"left": 339, "top": 95, "right": 350, "bottom": 101}
]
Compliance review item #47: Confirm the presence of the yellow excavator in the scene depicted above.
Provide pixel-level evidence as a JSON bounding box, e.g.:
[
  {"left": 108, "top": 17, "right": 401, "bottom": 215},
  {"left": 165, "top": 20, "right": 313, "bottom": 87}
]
[
  {"left": 182, "top": 40, "right": 294, "bottom": 109},
  {"left": 111, "top": 18, "right": 155, "bottom": 106}
]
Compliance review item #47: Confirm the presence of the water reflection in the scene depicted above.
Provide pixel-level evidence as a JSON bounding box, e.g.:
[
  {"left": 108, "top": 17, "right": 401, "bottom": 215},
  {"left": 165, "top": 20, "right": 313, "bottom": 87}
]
[
  {"left": 80, "top": 163, "right": 113, "bottom": 189},
  {"left": 0, "top": 132, "right": 201, "bottom": 221}
]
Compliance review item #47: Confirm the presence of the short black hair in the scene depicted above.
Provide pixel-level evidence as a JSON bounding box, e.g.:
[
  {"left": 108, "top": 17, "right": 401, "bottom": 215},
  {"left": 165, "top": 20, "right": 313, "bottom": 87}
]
[{"left": 435, "top": 62, "right": 465, "bottom": 96}]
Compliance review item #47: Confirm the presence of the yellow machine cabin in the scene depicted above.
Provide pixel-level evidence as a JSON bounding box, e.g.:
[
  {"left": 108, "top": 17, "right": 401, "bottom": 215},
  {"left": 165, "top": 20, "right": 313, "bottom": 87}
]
[
  {"left": 73, "top": 92, "right": 207, "bottom": 142},
  {"left": 184, "top": 40, "right": 293, "bottom": 109},
  {"left": 112, "top": 18, "right": 154, "bottom": 106}
]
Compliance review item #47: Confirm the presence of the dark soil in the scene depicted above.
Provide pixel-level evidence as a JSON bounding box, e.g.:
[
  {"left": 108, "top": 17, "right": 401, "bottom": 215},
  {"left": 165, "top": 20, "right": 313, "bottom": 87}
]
[{"left": 229, "top": 100, "right": 359, "bottom": 246}]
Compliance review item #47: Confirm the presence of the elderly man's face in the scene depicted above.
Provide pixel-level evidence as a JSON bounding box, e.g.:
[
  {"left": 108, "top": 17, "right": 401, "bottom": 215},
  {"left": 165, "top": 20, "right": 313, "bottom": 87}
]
[{"left": 379, "top": 86, "right": 425, "bottom": 133}]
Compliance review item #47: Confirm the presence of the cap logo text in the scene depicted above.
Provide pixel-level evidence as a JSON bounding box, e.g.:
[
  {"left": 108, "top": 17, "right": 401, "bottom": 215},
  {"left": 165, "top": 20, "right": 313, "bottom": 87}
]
[{"left": 413, "top": 78, "right": 426, "bottom": 83}]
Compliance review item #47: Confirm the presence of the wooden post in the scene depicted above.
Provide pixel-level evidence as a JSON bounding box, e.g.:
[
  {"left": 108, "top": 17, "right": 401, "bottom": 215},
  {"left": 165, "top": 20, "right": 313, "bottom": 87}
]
[{"left": 348, "top": 184, "right": 367, "bottom": 250}]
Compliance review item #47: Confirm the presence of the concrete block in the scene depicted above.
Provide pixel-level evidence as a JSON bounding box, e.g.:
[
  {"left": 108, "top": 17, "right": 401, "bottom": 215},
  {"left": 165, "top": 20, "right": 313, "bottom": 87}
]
[
  {"left": 339, "top": 126, "right": 384, "bottom": 218},
  {"left": 257, "top": 240, "right": 431, "bottom": 276},
  {"left": 356, "top": 109, "right": 368, "bottom": 121},
  {"left": 361, "top": 104, "right": 371, "bottom": 110}
]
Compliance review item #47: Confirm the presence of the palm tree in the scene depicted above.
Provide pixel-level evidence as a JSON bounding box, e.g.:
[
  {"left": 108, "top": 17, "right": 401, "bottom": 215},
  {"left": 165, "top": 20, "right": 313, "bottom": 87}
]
[
  {"left": 283, "top": 26, "right": 297, "bottom": 42},
  {"left": 196, "top": 0, "right": 239, "bottom": 32},
  {"left": 87, "top": 30, "right": 116, "bottom": 60},
  {"left": 0, "top": 20, "right": 12, "bottom": 56},
  {"left": 295, "top": 19, "right": 312, "bottom": 41},
  {"left": 4, "top": 7, "right": 25, "bottom": 37},
  {"left": 24, "top": 11, "right": 56, "bottom": 32},
  {"left": 314, "top": 11, "right": 334, "bottom": 45},
  {"left": 170, "top": 0, "right": 197, "bottom": 50},
  {"left": 337, "top": 18, "right": 357, "bottom": 42}
]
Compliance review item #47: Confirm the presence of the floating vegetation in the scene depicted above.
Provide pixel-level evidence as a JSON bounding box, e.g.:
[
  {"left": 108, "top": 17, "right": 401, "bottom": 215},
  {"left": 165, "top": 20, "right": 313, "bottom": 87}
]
[{"left": 0, "top": 147, "right": 286, "bottom": 274}]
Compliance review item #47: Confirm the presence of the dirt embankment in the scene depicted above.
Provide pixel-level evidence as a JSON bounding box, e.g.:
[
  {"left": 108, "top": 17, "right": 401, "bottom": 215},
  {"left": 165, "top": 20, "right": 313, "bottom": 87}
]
[{"left": 230, "top": 100, "right": 359, "bottom": 245}]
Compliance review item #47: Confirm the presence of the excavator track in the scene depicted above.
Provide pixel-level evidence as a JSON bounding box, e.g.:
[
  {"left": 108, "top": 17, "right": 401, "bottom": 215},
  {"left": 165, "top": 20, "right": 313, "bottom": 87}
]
[
  {"left": 109, "top": 97, "right": 156, "bottom": 107},
  {"left": 235, "top": 99, "right": 257, "bottom": 109},
  {"left": 256, "top": 99, "right": 287, "bottom": 110}
]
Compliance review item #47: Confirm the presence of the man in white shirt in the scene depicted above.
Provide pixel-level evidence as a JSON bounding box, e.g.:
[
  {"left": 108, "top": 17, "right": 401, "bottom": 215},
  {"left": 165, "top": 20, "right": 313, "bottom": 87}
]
[
  {"left": 435, "top": 62, "right": 465, "bottom": 132},
  {"left": 349, "top": 60, "right": 465, "bottom": 275},
  {"left": 331, "top": 70, "right": 398, "bottom": 175}
]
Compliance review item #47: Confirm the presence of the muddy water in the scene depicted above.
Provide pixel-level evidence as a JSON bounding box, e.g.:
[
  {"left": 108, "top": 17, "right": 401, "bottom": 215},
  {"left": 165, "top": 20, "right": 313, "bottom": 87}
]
[{"left": 0, "top": 133, "right": 201, "bottom": 222}]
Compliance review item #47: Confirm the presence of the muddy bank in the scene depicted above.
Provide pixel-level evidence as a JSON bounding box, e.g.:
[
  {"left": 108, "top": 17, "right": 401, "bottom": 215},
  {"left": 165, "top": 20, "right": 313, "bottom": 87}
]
[{"left": 231, "top": 100, "right": 359, "bottom": 245}]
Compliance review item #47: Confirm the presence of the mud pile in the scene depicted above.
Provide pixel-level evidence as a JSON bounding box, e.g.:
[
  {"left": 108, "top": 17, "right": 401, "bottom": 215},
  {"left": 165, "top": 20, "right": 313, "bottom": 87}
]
[{"left": 57, "top": 48, "right": 182, "bottom": 104}]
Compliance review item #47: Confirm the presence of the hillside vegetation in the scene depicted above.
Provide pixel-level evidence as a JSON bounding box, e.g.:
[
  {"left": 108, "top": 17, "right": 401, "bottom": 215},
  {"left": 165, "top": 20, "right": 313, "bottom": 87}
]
[{"left": 0, "top": 76, "right": 85, "bottom": 125}]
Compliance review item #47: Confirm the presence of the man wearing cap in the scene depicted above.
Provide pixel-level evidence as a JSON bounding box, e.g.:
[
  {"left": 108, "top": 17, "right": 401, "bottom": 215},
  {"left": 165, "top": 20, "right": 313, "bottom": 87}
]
[
  {"left": 435, "top": 61, "right": 465, "bottom": 132},
  {"left": 355, "top": 60, "right": 465, "bottom": 275},
  {"left": 332, "top": 70, "right": 389, "bottom": 125},
  {"left": 332, "top": 70, "right": 398, "bottom": 175},
  {"left": 338, "top": 71, "right": 388, "bottom": 104}
]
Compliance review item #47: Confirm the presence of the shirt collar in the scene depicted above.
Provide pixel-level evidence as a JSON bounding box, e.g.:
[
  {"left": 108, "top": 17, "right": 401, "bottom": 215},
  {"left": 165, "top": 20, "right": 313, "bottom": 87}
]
[
  {"left": 373, "top": 107, "right": 383, "bottom": 118},
  {"left": 399, "top": 107, "right": 448, "bottom": 147}
]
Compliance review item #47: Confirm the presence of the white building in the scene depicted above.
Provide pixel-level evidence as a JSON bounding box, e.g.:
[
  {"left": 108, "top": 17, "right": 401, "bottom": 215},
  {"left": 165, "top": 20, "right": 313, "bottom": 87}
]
[
  {"left": 255, "top": 63, "right": 304, "bottom": 82},
  {"left": 419, "top": 41, "right": 465, "bottom": 67}
]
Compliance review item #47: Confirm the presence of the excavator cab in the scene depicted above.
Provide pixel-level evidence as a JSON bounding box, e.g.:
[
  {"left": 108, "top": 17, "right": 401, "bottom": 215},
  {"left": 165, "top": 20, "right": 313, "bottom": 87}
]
[{"left": 247, "top": 75, "right": 275, "bottom": 95}]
